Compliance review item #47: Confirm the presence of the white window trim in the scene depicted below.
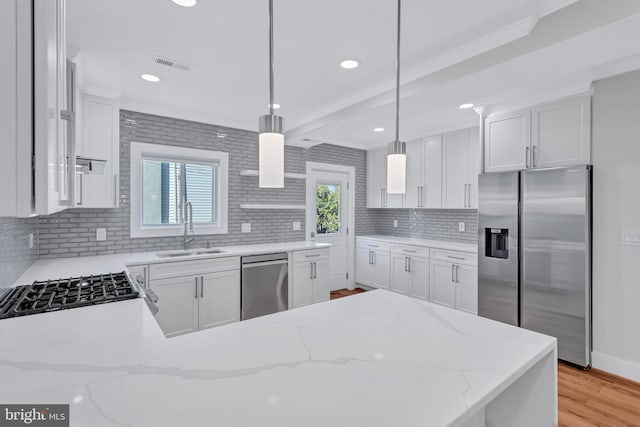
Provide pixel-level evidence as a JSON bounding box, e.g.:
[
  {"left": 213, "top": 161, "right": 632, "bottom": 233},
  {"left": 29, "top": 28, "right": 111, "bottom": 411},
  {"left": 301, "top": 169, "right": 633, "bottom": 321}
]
[{"left": 130, "top": 142, "right": 228, "bottom": 238}]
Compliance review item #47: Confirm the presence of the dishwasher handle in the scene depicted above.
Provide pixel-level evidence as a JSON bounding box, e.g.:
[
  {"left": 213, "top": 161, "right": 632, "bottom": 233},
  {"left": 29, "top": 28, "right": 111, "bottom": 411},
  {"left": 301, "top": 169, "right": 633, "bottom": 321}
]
[{"left": 242, "top": 259, "right": 288, "bottom": 269}]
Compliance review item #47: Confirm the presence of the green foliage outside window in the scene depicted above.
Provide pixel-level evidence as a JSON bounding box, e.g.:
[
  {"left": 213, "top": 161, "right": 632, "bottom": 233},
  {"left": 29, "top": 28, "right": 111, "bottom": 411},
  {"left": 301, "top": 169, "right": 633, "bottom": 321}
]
[{"left": 316, "top": 185, "right": 340, "bottom": 234}]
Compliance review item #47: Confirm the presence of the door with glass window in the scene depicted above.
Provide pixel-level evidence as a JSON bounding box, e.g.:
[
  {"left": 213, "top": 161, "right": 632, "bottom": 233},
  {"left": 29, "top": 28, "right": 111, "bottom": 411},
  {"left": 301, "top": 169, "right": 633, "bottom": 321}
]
[{"left": 306, "top": 168, "right": 351, "bottom": 291}]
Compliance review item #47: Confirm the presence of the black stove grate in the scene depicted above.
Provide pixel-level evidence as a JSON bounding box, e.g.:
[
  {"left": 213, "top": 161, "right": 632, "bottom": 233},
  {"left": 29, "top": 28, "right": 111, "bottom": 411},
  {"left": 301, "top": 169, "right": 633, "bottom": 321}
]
[{"left": 0, "top": 272, "right": 140, "bottom": 319}]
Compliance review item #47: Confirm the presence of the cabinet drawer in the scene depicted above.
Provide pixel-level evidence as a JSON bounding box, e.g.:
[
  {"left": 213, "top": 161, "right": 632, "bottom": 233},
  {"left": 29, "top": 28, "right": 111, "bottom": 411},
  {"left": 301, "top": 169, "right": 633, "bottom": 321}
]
[
  {"left": 149, "top": 256, "right": 240, "bottom": 280},
  {"left": 391, "top": 244, "right": 429, "bottom": 259},
  {"left": 356, "top": 239, "right": 391, "bottom": 252},
  {"left": 430, "top": 249, "right": 477, "bottom": 266},
  {"left": 293, "top": 249, "right": 329, "bottom": 264}
]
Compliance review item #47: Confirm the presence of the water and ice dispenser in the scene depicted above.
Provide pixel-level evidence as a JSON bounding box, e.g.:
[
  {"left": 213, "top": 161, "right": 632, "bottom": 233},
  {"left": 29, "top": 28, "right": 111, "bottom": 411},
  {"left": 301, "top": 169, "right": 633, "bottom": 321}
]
[{"left": 485, "top": 228, "right": 509, "bottom": 259}]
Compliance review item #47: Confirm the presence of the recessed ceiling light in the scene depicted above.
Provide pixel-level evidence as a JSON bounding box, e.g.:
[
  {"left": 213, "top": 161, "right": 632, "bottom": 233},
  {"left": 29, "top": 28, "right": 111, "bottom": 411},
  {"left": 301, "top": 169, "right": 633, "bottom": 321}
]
[
  {"left": 340, "top": 59, "right": 359, "bottom": 69},
  {"left": 171, "top": 0, "right": 197, "bottom": 7},
  {"left": 268, "top": 103, "right": 281, "bottom": 109},
  {"left": 459, "top": 103, "right": 474, "bottom": 109},
  {"left": 141, "top": 74, "right": 160, "bottom": 82},
  {"left": 374, "top": 127, "right": 385, "bottom": 132}
]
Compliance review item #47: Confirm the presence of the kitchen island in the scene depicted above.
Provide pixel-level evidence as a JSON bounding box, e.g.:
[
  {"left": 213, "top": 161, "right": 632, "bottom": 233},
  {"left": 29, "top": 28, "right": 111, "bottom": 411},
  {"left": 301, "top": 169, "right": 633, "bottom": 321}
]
[{"left": 0, "top": 290, "right": 556, "bottom": 426}]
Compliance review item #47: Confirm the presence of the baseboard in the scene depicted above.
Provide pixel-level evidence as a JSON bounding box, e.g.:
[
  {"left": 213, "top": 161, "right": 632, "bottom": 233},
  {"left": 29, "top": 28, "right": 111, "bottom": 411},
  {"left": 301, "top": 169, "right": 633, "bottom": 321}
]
[{"left": 592, "top": 351, "right": 640, "bottom": 383}]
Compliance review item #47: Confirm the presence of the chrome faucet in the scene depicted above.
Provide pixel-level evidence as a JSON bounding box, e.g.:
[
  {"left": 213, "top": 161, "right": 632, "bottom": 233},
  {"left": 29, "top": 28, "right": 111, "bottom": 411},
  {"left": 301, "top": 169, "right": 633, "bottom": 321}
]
[{"left": 184, "top": 201, "right": 195, "bottom": 250}]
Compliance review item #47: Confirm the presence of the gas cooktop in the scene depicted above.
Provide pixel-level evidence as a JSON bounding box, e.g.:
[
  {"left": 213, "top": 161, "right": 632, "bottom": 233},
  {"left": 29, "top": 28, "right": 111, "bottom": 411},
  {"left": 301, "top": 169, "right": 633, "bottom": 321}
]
[{"left": 0, "top": 272, "right": 141, "bottom": 319}]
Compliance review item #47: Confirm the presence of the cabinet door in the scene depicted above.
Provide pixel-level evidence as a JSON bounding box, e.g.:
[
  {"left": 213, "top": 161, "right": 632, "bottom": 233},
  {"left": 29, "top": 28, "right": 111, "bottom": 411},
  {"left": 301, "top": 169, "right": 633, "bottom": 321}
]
[
  {"left": 292, "top": 262, "right": 314, "bottom": 308},
  {"left": 33, "top": 0, "right": 68, "bottom": 215},
  {"left": 467, "top": 127, "right": 480, "bottom": 208},
  {"left": 150, "top": 276, "right": 199, "bottom": 337},
  {"left": 355, "top": 248, "right": 372, "bottom": 286},
  {"left": 484, "top": 109, "right": 531, "bottom": 173},
  {"left": 199, "top": 270, "right": 240, "bottom": 330},
  {"left": 531, "top": 96, "right": 591, "bottom": 168},
  {"left": 371, "top": 250, "right": 390, "bottom": 290},
  {"left": 404, "top": 140, "right": 424, "bottom": 209},
  {"left": 390, "top": 255, "right": 411, "bottom": 295},
  {"left": 312, "top": 259, "right": 330, "bottom": 303},
  {"left": 409, "top": 257, "right": 429, "bottom": 300},
  {"left": 367, "top": 147, "right": 386, "bottom": 208},
  {"left": 423, "top": 135, "right": 442, "bottom": 208},
  {"left": 455, "top": 264, "right": 478, "bottom": 315},
  {"left": 77, "top": 94, "right": 120, "bottom": 208},
  {"left": 442, "top": 129, "right": 469, "bottom": 208},
  {"left": 429, "top": 260, "right": 456, "bottom": 309}
]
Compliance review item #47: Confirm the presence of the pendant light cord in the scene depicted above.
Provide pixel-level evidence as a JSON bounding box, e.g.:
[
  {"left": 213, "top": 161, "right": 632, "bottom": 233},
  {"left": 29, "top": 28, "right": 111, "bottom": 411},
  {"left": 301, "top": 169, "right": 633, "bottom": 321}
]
[
  {"left": 395, "top": 0, "right": 401, "bottom": 143},
  {"left": 269, "top": 0, "right": 275, "bottom": 116}
]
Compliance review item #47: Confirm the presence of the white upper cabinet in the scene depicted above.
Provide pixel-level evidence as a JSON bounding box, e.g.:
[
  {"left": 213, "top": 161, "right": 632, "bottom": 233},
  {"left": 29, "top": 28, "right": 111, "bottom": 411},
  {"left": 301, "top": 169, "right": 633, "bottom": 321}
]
[
  {"left": 423, "top": 136, "right": 443, "bottom": 208},
  {"left": 75, "top": 93, "right": 120, "bottom": 208},
  {"left": 1, "top": 0, "right": 71, "bottom": 217},
  {"left": 531, "top": 96, "right": 591, "bottom": 168},
  {"left": 442, "top": 127, "right": 479, "bottom": 209},
  {"left": 484, "top": 109, "right": 531, "bottom": 173},
  {"left": 404, "top": 136, "right": 442, "bottom": 209},
  {"left": 367, "top": 146, "right": 403, "bottom": 208},
  {"left": 404, "top": 140, "right": 424, "bottom": 209},
  {"left": 484, "top": 95, "right": 591, "bottom": 173}
]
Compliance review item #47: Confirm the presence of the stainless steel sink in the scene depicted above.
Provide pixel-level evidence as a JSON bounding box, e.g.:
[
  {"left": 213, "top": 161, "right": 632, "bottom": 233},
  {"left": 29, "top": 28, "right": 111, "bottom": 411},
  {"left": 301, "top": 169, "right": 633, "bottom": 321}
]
[{"left": 157, "top": 248, "right": 224, "bottom": 258}]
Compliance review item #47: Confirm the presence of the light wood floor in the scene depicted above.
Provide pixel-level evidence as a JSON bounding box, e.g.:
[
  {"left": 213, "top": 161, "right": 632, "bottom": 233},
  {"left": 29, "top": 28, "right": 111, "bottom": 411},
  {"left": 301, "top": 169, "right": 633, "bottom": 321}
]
[{"left": 330, "top": 288, "right": 640, "bottom": 426}]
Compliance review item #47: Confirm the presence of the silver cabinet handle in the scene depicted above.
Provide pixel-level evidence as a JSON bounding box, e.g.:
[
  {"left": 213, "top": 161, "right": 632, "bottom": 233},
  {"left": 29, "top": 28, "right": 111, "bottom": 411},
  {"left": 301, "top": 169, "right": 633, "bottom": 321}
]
[
  {"left": 372, "top": 251, "right": 376, "bottom": 264},
  {"left": 200, "top": 277, "right": 204, "bottom": 298},
  {"left": 447, "top": 255, "right": 465, "bottom": 260},
  {"left": 310, "top": 262, "right": 314, "bottom": 279},
  {"left": 313, "top": 262, "right": 317, "bottom": 279},
  {"left": 368, "top": 251, "right": 372, "bottom": 264},
  {"left": 195, "top": 277, "right": 198, "bottom": 299},
  {"left": 532, "top": 145, "right": 537, "bottom": 168},
  {"left": 113, "top": 174, "right": 118, "bottom": 207},
  {"left": 77, "top": 174, "right": 83, "bottom": 205},
  {"left": 143, "top": 266, "right": 148, "bottom": 290},
  {"left": 383, "top": 188, "right": 387, "bottom": 207},
  {"left": 451, "top": 264, "right": 455, "bottom": 282},
  {"left": 407, "top": 257, "right": 411, "bottom": 273},
  {"left": 525, "top": 146, "right": 530, "bottom": 168},
  {"left": 305, "top": 253, "right": 321, "bottom": 258},
  {"left": 467, "top": 184, "right": 472, "bottom": 208},
  {"left": 455, "top": 265, "right": 460, "bottom": 283}
]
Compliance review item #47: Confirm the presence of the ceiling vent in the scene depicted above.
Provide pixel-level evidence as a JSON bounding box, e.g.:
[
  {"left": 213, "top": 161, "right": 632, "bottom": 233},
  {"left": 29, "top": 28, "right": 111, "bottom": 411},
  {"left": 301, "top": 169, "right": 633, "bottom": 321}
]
[{"left": 153, "top": 55, "right": 192, "bottom": 71}]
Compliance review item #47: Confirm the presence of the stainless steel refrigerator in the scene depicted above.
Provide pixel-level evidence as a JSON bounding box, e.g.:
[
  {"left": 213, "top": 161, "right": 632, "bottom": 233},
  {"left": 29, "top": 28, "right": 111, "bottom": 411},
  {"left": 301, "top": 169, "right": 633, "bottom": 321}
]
[{"left": 478, "top": 165, "right": 592, "bottom": 368}]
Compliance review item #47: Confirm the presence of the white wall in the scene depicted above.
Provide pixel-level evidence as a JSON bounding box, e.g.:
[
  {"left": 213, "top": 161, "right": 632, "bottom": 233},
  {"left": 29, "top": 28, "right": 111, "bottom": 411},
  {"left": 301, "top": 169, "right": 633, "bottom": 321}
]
[{"left": 592, "top": 69, "right": 640, "bottom": 381}]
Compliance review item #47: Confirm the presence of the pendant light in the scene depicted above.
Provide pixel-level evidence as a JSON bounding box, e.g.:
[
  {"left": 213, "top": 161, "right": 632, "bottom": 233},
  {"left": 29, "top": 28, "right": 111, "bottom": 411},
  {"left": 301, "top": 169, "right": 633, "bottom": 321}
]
[
  {"left": 258, "top": 0, "right": 284, "bottom": 188},
  {"left": 386, "top": 0, "right": 406, "bottom": 194}
]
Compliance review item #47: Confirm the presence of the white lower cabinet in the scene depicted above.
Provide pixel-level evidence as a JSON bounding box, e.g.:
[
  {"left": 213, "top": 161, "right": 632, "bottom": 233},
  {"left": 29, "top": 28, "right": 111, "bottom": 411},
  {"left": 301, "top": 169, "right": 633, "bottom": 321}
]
[
  {"left": 151, "top": 275, "right": 200, "bottom": 337},
  {"left": 429, "top": 260, "right": 457, "bottom": 309},
  {"left": 198, "top": 270, "right": 241, "bottom": 330},
  {"left": 390, "top": 254, "right": 429, "bottom": 300},
  {"left": 355, "top": 239, "right": 390, "bottom": 289},
  {"left": 429, "top": 258, "right": 478, "bottom": 314},
  {"left": 292, "top": 250, "right": 330, "bottom": 308},
  {"left": 147, "top": 257, "right": 241, "bottom": 337}
]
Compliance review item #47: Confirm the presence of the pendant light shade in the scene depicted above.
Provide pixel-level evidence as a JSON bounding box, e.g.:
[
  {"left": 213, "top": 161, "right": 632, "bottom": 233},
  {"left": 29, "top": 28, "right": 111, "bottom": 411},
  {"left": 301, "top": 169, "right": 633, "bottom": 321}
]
[
  {"left": 258, "top": 0, "right": 284, "bottom": 188},
  {"left": 386, "top": 0, "right": 406, "bottom": 194},
  {"left": 258, "top": 114, "right": 284, "bottom": 188},
  {"left": 387, "top": 141, "right": 406, "bottom": 194}
]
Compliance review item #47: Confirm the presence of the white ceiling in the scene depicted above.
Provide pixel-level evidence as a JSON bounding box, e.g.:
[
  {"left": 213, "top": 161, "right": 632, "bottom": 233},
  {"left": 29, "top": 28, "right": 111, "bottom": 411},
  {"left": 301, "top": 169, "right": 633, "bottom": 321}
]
[{"left": 67, "top": 0, "right": 640, "bottom": 150}]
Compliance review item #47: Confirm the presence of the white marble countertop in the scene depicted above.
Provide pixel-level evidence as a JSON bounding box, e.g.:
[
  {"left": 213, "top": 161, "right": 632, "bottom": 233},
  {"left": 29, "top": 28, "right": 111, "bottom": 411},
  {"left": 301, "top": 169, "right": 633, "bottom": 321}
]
[
  {"left": 13, "top": 241, "right": 330, "bottom": 286},
  {"left": 357, "top": 235, "right": 477, "bottom": 253},
  {"left": 0, "top": 290, "right": 555, "bottom": 427}
]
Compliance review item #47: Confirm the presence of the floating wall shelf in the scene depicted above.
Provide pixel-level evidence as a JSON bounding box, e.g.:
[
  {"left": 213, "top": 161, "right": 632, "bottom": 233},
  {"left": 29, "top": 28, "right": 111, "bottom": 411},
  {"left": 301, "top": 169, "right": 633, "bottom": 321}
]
[
  {"left": 239, "top": 204, "right": 306, "bottom": 210},
  {"left": 239, "top": 169, "right": 306, "bottom": 180}
]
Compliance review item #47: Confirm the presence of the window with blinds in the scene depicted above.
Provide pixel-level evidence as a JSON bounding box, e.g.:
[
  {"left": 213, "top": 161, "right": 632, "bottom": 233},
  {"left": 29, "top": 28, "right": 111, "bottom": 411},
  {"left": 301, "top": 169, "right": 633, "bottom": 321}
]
[{"left": 130, "top": 141, "right": 228, "bottom": 238}]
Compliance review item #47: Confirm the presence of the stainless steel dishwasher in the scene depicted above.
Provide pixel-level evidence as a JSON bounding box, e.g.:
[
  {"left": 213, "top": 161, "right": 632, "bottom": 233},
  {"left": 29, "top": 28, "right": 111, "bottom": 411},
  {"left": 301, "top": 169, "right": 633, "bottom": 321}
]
[{"left": 241, "top": 253, "right": 288, "bottom": 320}]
